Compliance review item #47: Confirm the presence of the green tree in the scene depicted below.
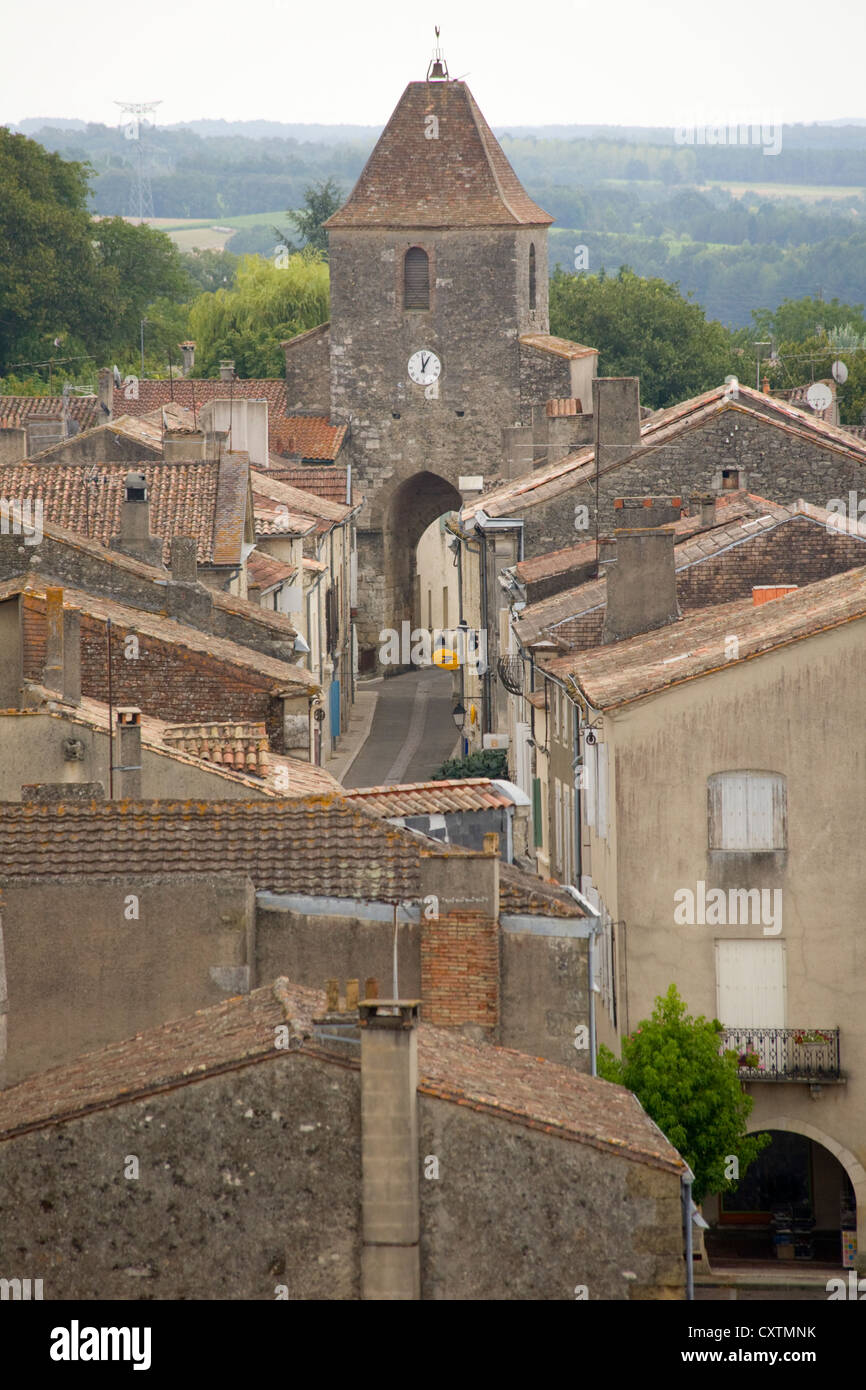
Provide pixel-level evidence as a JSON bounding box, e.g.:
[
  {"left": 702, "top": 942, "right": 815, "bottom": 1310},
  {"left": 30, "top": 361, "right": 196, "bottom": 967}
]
[
  {"left": 597, "top": 984, "right": 770, "bottom": 1202},
  {"left": 432, "top": 749, "right": 509, "bottom": 781},
  {"left": 182, "top": 247, "right": 239, "bottom": 294},
  {"left": 550, "top": 266, "right": 735, "bottom": 409},
  {"left": 90, "top": 216, "right": 191, "bottom": 359},
  {"left": 0, "top": 128, "right": 193, "bottom": 377},
  {"left": 751, "top": 294, "right": 866, "bottom": 346},
  {"left": 187, "top": 250, "right": 329, "bottom": 377},
  {"left": 280, "top": 178, "right": 344, "bottom": 259},
  {"left": 0, "top": 128, "right": 103, "bottom": 373}
]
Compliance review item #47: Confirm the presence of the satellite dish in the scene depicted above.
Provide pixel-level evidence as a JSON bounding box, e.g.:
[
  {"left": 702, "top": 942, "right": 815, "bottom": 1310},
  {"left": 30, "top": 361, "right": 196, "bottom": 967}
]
[
  {"left": 806, "top": 382, "right": 833, "bottom": 412},
  {"left": 113, "top": 364, "right": 122, "bottom": 387},
  {"left": 831, "top": 359, "right": 848, "bottom": 385}
]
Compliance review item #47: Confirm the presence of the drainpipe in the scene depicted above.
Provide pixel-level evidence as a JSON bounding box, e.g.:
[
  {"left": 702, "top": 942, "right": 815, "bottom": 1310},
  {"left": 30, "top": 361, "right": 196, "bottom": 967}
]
[
  {"left": 682, "top": 1166, "right": 695, "bottom": 1301},
  {"left": 565, "top": 885, "right": 601, "bottom": 1077},
  {"left": 588, "top": 923, "right": 598, "bottom": 1076}
]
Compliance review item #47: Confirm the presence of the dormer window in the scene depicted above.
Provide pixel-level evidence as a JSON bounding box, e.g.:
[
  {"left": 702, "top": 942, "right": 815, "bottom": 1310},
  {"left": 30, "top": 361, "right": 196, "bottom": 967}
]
[
  {"left": 404, "top": 247, "right": 430, "bottom": 310},
  {"left": 529, "top": 243, "right": 537, "bottom": 310}
]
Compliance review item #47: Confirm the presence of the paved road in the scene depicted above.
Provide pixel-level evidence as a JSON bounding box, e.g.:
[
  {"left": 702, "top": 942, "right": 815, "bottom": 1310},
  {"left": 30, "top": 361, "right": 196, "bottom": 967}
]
[{"left": 345, "top": 666, "right": 460, "bottom": 788}]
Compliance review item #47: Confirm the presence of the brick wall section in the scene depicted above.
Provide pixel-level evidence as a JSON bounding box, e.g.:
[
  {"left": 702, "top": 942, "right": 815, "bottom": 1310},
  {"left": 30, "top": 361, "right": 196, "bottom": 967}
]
[
  {"left": 420, "top": 910, "right": 499, "bottom": 1031},
  {"left": 547, "top": 516, "right": 866, "bottom": 650},
  {"left": 675, "top": 514, "right": 866, "bottom": 608},
  {"left": 21, "top": 596, "right": 286, "bottom": 751}
]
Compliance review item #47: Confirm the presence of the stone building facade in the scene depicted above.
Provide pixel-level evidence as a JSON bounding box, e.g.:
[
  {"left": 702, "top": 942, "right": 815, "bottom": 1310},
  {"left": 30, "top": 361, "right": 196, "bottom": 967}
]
[
  {"left": 0, "top": 980, "right": 686, "bottom": 1300},
  {"left": 282, "top": 73, "right": 595, "bottom": 665}
]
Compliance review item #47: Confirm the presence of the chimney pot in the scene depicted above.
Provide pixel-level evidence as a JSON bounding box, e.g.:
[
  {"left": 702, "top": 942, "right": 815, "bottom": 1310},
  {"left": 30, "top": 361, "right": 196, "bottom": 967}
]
[
  {"left": 346, "top": 979, "right": 359, "bottom": 1010},
  {"left": 326, "top": 978, "right": 339, "bottom": 1011},
  {"left": 483, "top": 832, "right": 500, "bottom": 856},
  {"left": 364, "top": 977, "right": 379, "bottom": 1000}
]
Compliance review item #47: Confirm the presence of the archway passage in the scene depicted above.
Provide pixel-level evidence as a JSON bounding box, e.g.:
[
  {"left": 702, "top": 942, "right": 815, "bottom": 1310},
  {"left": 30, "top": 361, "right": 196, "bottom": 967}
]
[
  {"left": 703, "top": 1129, "right": 857, "bottom": 1270},
  {"left": 358, "top": 470, "right": 463, "bottom": 674}
]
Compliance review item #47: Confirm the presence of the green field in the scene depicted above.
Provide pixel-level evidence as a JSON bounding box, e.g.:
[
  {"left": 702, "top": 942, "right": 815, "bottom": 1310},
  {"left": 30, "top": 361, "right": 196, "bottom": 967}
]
[
  {"left": 114, "top": 210, "right": 292, "bottom": 252},
  {"left": 702, "top": 180, "right": 865, "bottom": 202}
]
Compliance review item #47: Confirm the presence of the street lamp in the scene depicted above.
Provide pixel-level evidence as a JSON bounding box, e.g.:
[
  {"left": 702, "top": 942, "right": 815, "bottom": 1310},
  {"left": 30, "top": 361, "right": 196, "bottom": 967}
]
[{"left": 451, "top": 701, "right": 466, "bottom": 731}]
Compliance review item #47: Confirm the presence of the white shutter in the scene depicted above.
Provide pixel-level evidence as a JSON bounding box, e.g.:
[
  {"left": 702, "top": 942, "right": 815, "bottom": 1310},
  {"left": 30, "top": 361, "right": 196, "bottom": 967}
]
[
  {"left": 716, "top": 940, "right": 786, "bottom": 1027},
  {"left": 597, "top": 742, "right": 608, "bottom": 841},
  {"left": 709, "top": 772, "right": 786, "bottom": 850},
  {"left": 584, "top": 740, "right": 597, "bottom": 830}
]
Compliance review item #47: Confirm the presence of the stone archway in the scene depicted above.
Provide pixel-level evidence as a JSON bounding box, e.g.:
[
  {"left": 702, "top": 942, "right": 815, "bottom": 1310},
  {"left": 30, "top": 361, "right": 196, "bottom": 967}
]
[
  {"left": 358, "top": 470, "right": 462, "bottom": 671},
  {"left": 747, "top": 1115, "right": 866, "bottom": 1260}
]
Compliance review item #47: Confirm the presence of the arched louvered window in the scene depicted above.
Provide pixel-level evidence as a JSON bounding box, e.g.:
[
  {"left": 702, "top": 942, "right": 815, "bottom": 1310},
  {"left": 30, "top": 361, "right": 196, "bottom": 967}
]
[
  {"left": 529, "top": 243, "right": 537, "bottom": 310},
  {"left": 404, "top": 247, "right": 430, "bottom": 309}
]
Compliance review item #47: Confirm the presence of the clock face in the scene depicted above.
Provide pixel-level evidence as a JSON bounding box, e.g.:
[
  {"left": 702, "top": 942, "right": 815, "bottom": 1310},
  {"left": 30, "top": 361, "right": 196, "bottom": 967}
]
[{"left": 408, "top": 349, "right": 441, "bottom": 386}]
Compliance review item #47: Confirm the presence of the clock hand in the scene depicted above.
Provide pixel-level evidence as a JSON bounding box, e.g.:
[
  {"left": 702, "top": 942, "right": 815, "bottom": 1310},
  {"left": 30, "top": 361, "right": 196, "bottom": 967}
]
[{"left": 421, "top": 354, "right": 429, "bottom": 372}]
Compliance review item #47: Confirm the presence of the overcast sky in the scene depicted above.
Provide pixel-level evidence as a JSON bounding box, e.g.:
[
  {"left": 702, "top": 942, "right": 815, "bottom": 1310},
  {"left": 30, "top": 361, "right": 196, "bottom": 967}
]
[{"left": 5, "top": 0, "right": 866, "bottom": 129}]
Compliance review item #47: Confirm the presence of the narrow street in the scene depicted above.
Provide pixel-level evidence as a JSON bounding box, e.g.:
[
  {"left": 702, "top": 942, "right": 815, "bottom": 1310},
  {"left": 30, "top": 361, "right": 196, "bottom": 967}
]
[{"left": 344, "top": 666, "right": 460, "bottom": 788}]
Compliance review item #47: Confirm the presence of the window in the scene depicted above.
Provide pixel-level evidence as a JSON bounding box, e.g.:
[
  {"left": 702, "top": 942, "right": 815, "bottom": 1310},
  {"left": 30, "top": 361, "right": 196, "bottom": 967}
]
[
  {"left": 404, "top": 247, "right": 430, "bottom": 309},
  {"left": 529, "top": 243, "right": 537, "bottom": 310},
  {"left": 722, "top": 468, "right": 740, "bottom": 490},
  {"left": 708, "top": 771, "right": 787, "bottom": 851}
]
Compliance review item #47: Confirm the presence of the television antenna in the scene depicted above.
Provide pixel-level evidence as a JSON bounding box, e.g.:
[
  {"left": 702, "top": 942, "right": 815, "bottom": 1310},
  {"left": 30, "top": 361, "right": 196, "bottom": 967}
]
[{"left": 114, "top": 100, "right": 162, "bottom": 221}]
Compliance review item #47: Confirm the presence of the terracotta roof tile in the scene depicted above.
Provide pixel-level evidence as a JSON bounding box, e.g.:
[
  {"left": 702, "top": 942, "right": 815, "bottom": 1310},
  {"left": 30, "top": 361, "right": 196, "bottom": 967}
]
[
  {"left": 113, "top": 378, "right": 288, "bottom": 421},
  {"left": 250, "top": 470, "right": 352, "bottom": 524},
  {"left": 0, "top": 796, "right": 581, "bottom": 918},
  {"left": 0, "top": 979, "right": 683, "bottom": 1173},
  {"left": 325, "top": 81, "right": 552, "bottom": 229},
  {"left": 269, "top": 416, "right": 346, "bottom": 461},
  {"left": 517, "top": 497, "right": 866, "bottom": 651},
  {"left": 247, "top": 549, "right": 297, "bottom": 591},
  {"left": 0, "top": 395, "right": 101, "bottom": 431},
  {"left": 557, "top": 565, "right": 866, "bottom": 709},
  {"left": 264, "top": 466, "right": 351, "bottom": 505},
  {"left": 345, "top": 777, "right": 515, "bottom": 816},
  {"left": 0, "top": 460, "right": 234, "bottom": 566}
]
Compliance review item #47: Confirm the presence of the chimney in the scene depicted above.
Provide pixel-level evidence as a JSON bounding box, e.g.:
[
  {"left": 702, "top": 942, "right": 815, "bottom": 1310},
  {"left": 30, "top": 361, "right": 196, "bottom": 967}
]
[
  {"left": 762, "top": 376, "right": 771, "bottom": 395},
  {"left": 63, "top": 608, "right": 81, "bottom": 705},
  {"left": 110, "top": 471, "right": 164, "bottom": 568},
  {"left": 690, "top": 492, "right": 717, "bottom": 527},
  {"left": 602, "top": 527, "right": 681, "bottom": 643},
  {"left": 163, "top": 430, "right": 206, "bottom": 462},
  {"left": 247, "top": 582, "right": 262, "bottom": 606},
  {"left": 753, "top": 585, "right": 798, "bottom": 606},
  {"left": 179, "top": 341, "right": 196, "bottom": 377},
  {"left": 170, "top": 535, "right": 199, "bottom": 584},
  {"left": 219, "top": 360, "right": 236, "bottom": 382},
  {"left": 593, "top": 377, "right": 641, "bottom": 473},
  {"left": 43, "top": 586, "right": 64, "bottom": 694},
  {"left": 114, "top": 707, "right": 142, "bottom": 799},
  {"left": 97, "top": 367, "right": 114, "bottom": 421},
  {"left": 359, "top": 999, "right": 421, "bottom": 1300}
]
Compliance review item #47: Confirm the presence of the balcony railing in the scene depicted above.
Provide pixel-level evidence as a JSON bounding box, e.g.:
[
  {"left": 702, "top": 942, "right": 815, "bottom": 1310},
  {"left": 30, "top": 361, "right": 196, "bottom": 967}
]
[{"left": 720, "top": 1027, "right": 841, "bottom": 1081}]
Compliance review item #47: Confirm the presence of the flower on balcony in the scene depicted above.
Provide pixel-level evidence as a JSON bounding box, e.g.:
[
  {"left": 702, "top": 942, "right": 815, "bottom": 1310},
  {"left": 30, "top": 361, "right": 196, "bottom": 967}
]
[
  {"left": 738, "top": 1050, "right": 761, "bottom": 1069},
  {"left": 793, "top": 1030, "right": 831, "bottom": 1046}
]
